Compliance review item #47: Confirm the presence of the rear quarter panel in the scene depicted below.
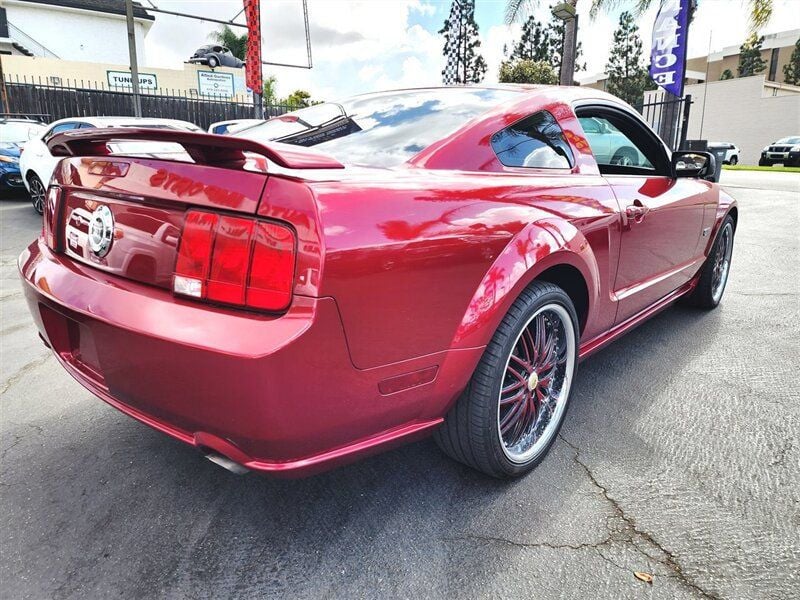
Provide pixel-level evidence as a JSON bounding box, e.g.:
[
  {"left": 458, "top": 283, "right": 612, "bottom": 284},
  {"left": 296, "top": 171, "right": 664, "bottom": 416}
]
[{"left": 309, "top": 168, "right": 619, "bottom": 369}]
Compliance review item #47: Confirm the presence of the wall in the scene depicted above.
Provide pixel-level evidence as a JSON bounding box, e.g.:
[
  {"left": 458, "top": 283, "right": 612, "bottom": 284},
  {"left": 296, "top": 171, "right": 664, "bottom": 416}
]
[
  {"left": 1, "top": 54, "right": 251, "bottom": 102},
  {"left": 2, "top": 0, "right": 150, "bottom": 64},
  {"left": 683, "top": 75, "right": 800, "bottom": 164}
]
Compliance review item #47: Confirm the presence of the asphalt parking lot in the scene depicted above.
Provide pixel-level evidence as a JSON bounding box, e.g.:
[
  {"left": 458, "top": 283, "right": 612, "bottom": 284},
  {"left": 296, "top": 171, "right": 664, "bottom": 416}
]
[{"left": 1, "top": 170, "right": 798, "bottom": 599}]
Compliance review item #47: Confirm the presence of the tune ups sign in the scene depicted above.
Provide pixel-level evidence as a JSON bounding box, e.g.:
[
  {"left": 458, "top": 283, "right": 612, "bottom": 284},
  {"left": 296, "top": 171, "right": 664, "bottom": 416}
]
[{"left": 649, "top": 0, "right": 690, "bottom": 97}]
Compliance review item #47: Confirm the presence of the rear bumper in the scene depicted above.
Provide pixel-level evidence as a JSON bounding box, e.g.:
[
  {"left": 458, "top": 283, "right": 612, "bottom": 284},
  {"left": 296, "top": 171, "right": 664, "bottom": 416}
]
[{"left": 20, "top": 239, "right": 481, "bottom": 476}]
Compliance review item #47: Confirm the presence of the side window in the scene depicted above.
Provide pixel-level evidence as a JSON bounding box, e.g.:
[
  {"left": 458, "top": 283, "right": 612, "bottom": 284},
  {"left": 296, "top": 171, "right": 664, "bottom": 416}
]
[
  {"left": 578, "top": 115, "right": 655, "bottom": 172},
  {"left": 78, "top": 123, "right": 96, "bottom": 129},
  {"left": 491, "top": 111, "right": 574, "bottom": 169},
  {"left": 44, "top": 122, "right": 80, "bottom": 141}
]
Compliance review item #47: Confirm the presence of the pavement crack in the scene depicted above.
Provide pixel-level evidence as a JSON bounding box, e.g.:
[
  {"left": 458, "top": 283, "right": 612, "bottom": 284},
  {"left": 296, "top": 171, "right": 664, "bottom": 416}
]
[
  {"left": 559, "top": 435, "right": 721, "bottom": 600},
  {"left": 0, "top": 352, "right": 53, "bottom": 396}
]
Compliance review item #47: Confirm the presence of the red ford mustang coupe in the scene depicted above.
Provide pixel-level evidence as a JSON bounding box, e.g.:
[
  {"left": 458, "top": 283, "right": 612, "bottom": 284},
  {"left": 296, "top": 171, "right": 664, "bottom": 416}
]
[{"left": 19, "top": 86, "right": 736, "bottom": 478}]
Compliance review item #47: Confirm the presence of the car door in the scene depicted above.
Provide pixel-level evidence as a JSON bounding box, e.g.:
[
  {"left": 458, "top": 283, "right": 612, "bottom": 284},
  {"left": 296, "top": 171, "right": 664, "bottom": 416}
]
[{"left": 576, "top": 105, "right": 707, "bottom": 324}]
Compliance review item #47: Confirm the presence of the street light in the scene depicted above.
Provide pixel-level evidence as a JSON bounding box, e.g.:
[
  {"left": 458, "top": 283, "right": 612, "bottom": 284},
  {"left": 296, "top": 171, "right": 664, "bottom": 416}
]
[{"left": 551, "top": 2, "right": 578, "bottom": 86}]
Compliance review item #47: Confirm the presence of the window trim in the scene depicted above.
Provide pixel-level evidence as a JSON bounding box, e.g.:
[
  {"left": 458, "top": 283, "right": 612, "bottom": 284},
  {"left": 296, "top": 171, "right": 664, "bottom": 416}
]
[
  {"left": 43, "top": 121, "right": 83, "bottom": 142},
  {"left": 489, "top": 109, "right": 575, "bottom": 171}
]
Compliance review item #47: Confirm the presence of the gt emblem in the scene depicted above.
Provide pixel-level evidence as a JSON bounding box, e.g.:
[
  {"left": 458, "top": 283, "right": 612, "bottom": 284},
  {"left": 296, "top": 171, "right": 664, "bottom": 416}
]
[{"left": 88, "top": 205, "right": 114, "bottom": 257}]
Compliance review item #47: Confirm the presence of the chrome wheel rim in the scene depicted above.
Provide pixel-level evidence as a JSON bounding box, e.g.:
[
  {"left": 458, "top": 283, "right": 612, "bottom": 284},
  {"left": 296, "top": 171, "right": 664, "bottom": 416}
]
[
  {"left": 497, "top": 303, "right": 575, "bottom": 464},
  {"left": 711, "top": 223, "right": 733, "bottom": 302},
  {"left": 30, "top": 178, "right": 45, "bottom": 214}
]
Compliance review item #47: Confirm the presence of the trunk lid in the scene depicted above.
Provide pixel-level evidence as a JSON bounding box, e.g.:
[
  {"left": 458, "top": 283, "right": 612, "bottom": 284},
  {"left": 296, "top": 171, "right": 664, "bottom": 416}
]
[{"left": 47, "top": 127, "right": 342, "bottom": 292}]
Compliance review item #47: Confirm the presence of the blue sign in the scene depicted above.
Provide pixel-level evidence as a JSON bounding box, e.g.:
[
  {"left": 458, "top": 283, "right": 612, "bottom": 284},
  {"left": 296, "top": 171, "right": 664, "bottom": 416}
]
[{"left": 649, "top": 0, "right": 690, "bottom": 97}]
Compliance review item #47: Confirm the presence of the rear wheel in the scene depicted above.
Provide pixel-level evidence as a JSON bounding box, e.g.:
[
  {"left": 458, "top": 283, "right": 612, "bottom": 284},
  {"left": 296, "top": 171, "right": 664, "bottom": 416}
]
[
  {"left": 685, "top": 216, "right": 735, "bottom": 309},
  {"left": 28, "top": 173, "right": 45, "bottom": 215},
  {"left": 730, "top": 155, "right": 738, "bottom": 165},
  {"left": 434, "top": 281, "right": 579, "bottom": 478}
]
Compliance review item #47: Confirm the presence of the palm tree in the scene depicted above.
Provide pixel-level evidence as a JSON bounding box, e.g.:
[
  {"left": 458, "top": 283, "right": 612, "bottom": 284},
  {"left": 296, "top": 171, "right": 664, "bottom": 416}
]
[
  {"left": 504, "top": 0, "right": 775, "bottom": 85},
  {"left": 209, "top": 25, "right": 248, "bottom": 60}
]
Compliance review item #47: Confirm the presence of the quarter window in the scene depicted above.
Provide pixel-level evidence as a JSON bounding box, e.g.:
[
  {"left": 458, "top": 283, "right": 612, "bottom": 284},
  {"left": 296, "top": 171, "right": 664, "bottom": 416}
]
[{"left": 490, "top": 111, "right": 574, "bottom": 169}]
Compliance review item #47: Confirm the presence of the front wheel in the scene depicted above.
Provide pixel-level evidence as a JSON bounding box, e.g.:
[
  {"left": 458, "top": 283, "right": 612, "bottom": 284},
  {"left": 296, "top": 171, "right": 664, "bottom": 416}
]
[
  {"left": 28, "top": 173, "right": 46, "bottom": 215},
  {"left": 434, "top": 281, "right": 579, "bottom": 478},
  {"left": 758, "top": 158, "right": 771, "bottom": 167},
  {"left": 207, "top": 56, "right": 219, "bottom": 68},
  {"left": 685, "top": 216, "right": 735, "bottom": 309}
]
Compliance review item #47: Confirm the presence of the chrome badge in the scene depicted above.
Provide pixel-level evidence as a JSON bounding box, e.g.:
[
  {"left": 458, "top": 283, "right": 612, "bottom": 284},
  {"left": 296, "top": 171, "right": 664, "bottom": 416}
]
[{"left": 88, "top": 205, "right": 114, "bottom": 257}]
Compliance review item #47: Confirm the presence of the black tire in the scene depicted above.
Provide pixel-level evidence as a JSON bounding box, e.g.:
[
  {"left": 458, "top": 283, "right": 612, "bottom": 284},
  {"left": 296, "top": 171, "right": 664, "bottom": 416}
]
[
  {"left": 28, "top": 173, "right": 45, "bottom": 215},
  {"left": 611, "top": 147, "right": 639, "bottom": 167},
  {"left": 729, "top": 155, "right": 738, "bottom": 165},
  {"left": 685, "top": 215, "right": 735, "bottom": 309},
  {"left": 434, "top": 281, "right": 579, "bottom": 478},
  {"left": 758, "top": 158, "right": 771, "bottom": 167},
  {"left": 207, "top": 56, "right": 219, "bottom": 68}
]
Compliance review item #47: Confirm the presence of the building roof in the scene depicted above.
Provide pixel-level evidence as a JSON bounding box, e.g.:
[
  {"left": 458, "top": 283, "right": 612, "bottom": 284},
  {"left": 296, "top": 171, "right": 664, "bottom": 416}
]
[{"left": 15, "top": 0, "right": 154, "bottom": 21}]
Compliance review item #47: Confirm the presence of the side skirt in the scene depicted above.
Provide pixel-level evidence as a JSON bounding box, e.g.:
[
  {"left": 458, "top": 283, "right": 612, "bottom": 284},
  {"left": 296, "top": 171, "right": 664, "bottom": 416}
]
[{"left": 578, "top": 279, "right": 696, "bottom": 361}]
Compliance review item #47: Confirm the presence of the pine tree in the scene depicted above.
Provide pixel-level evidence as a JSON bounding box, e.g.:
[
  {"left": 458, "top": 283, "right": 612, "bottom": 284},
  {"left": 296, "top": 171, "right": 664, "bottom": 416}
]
[
  {"left": 440, "top": 0, "right": 487, "bottom": 84},
  {"left": 737, "top": 33, "right": 767, "bottom": 77},
  {"left": 783, "top": 37, "right": 800, "bottom": 85},
  {"left": 510, "top": 16, "right": 551, "bottom": 62},
  {"left": 507, "top": 9, "right": 585, "bottom": 74},
  {"left": 605, "top": 11, "right": 653, "bottom": 106}
]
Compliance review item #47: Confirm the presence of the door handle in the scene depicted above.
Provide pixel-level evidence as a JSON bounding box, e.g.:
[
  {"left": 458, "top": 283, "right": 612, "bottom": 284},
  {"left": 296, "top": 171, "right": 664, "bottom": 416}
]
[{"left": 625, "top": 200, "right": 649, "bottom": 224}]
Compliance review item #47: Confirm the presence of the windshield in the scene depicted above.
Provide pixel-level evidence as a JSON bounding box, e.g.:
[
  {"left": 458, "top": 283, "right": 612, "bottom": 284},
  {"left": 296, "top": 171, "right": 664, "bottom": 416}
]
[
  {"left": 0, "top": 121, "right": 45, "bottom": 143},
  {"left": 235, "top": 88, "right": 521, "bottom": 167},
  {"left": 776, "top": 136, "right": 800, "bottom": 144}
]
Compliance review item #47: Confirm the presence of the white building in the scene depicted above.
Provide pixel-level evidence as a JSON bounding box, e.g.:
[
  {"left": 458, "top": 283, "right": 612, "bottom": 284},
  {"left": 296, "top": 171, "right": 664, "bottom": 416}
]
[{"left": 0, "top": 0, "right": 153, "bottom": 64}]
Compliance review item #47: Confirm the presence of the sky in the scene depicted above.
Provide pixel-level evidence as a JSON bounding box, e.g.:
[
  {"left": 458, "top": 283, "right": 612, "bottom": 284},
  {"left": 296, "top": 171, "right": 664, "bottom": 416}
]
[{"left": 142, "top": 0, "right": 800, "bottom": 100}]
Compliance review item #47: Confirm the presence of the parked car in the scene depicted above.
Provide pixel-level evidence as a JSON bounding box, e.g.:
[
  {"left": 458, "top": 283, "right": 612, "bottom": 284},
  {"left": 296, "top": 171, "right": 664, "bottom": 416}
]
[
  {"left": 208, "top": 119, "right": 263, "bottom": 135},
  {"left": 188, "top": 45, "right": 244, "bottom": 69},
  {"left": 0, "top": 118, "right": 47, "bottom": 194},
  {"left": 20, "top": 116, "right": 201, "bottom": 213},
  {"left": 577, "top": 116, "right": 651, "bottom": 166},
  {"left": 759, "top": 136, "right": 800, "bottom": 167},
  {"left": 707, "top": 141, "right": 740, "bottom": 165},
  {"left": 19, "top": 86, "right": 736, "bottom": 479}
]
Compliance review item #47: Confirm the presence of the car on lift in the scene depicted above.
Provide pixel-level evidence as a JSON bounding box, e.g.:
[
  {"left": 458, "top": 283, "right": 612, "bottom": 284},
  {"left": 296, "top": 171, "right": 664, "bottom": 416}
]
[
  {"left": 188, "top": 45, "right": 244, "bottom": 69},
  {"left": 759, "top": 136, "right": 800, "bottom": 167},
  {"left": 20, "top": 86, "right": 736, "bottom": 479},
  {"left": 20, "top": 116, "right": 201, "bottom": 213}
]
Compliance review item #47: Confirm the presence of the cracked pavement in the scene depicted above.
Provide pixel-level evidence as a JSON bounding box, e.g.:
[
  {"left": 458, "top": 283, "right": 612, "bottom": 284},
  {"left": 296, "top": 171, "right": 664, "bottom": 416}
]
[{"left": 1, "top": 170, "right": 798, "bottom": 599}]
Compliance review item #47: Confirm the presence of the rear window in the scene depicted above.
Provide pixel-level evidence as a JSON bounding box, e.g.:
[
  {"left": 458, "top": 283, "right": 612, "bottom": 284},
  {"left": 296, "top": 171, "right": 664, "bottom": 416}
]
[
  {"left": 235, "top": 88, "right": 520, "bottom": 167},
  {"left": 491, "top": 111, "right": 574, "bottom": 169}
]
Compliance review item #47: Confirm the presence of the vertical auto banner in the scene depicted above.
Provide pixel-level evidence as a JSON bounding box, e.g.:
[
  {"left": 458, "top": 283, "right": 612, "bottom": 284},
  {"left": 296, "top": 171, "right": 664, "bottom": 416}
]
[
  {"left": 649, "top": 0, "right": 690, "bottom": 97},
  {"left": 244, "top": 0, "right": 263, "bottom": 93}
]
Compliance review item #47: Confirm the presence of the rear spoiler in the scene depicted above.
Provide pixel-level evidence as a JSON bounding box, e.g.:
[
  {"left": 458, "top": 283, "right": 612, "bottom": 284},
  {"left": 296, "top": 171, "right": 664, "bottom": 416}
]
[{"left": 47, "top": 127, "right": 345, "bottom": 170}]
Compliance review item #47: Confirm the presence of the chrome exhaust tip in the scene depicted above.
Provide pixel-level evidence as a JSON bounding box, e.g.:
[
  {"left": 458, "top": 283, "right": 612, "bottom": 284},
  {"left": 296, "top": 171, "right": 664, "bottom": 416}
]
[{"left": 203, "top": 450, "right": 250, "bottom": 475}]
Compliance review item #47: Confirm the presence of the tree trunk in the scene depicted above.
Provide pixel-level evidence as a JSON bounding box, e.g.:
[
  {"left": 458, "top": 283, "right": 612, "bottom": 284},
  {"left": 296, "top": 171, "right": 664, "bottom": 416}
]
[{"left": 559, "top": 16, "right": 577, "bottom": 85}]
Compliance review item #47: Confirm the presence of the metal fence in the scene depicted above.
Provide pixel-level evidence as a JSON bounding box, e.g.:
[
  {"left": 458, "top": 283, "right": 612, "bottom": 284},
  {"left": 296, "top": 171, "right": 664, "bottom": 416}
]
[
  {"left": 634, "top": 93, "right": 692, "bottom": 151},
  {"left": 0, "top": 76, "right": 299, "bottom": 130}
]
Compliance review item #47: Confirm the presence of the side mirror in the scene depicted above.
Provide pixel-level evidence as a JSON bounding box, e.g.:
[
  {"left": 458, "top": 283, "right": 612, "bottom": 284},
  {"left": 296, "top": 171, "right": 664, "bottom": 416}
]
[{"left": 672, "top": 151, "right": 716, "bottom": 182}]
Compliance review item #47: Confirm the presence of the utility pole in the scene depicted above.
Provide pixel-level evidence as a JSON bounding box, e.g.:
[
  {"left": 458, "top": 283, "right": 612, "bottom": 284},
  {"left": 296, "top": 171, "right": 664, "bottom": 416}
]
[{"left": 125, "top": 0, "right": 142, "bottom": 117}]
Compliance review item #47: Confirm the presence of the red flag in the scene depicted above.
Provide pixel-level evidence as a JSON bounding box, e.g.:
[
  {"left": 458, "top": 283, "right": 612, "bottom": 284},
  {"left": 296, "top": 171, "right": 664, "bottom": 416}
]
[{"left": 243, "top": 0, "right": 262, "bottom": 93}]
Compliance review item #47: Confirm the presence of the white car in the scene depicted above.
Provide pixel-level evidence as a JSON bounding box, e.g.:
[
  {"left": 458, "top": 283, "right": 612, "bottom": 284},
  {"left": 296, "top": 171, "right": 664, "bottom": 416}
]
[
  {"left": 707, "top": 142, "right": 740, "bottom": 165},
  {"left": 208, "top": 119, "right": 264, "bottom": 135},
  {"left": 20, "top": 116, "right": 201, "bottom": 214}
]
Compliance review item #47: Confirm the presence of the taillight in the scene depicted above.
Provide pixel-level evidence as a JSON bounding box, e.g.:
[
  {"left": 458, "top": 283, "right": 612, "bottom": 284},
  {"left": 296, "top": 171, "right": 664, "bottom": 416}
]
[
  {"left": 173, "top": 210, "right": 296, "bottom": 311},
  {"left": 43, "top": 185, "right": 62, "bottom": 250}
]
